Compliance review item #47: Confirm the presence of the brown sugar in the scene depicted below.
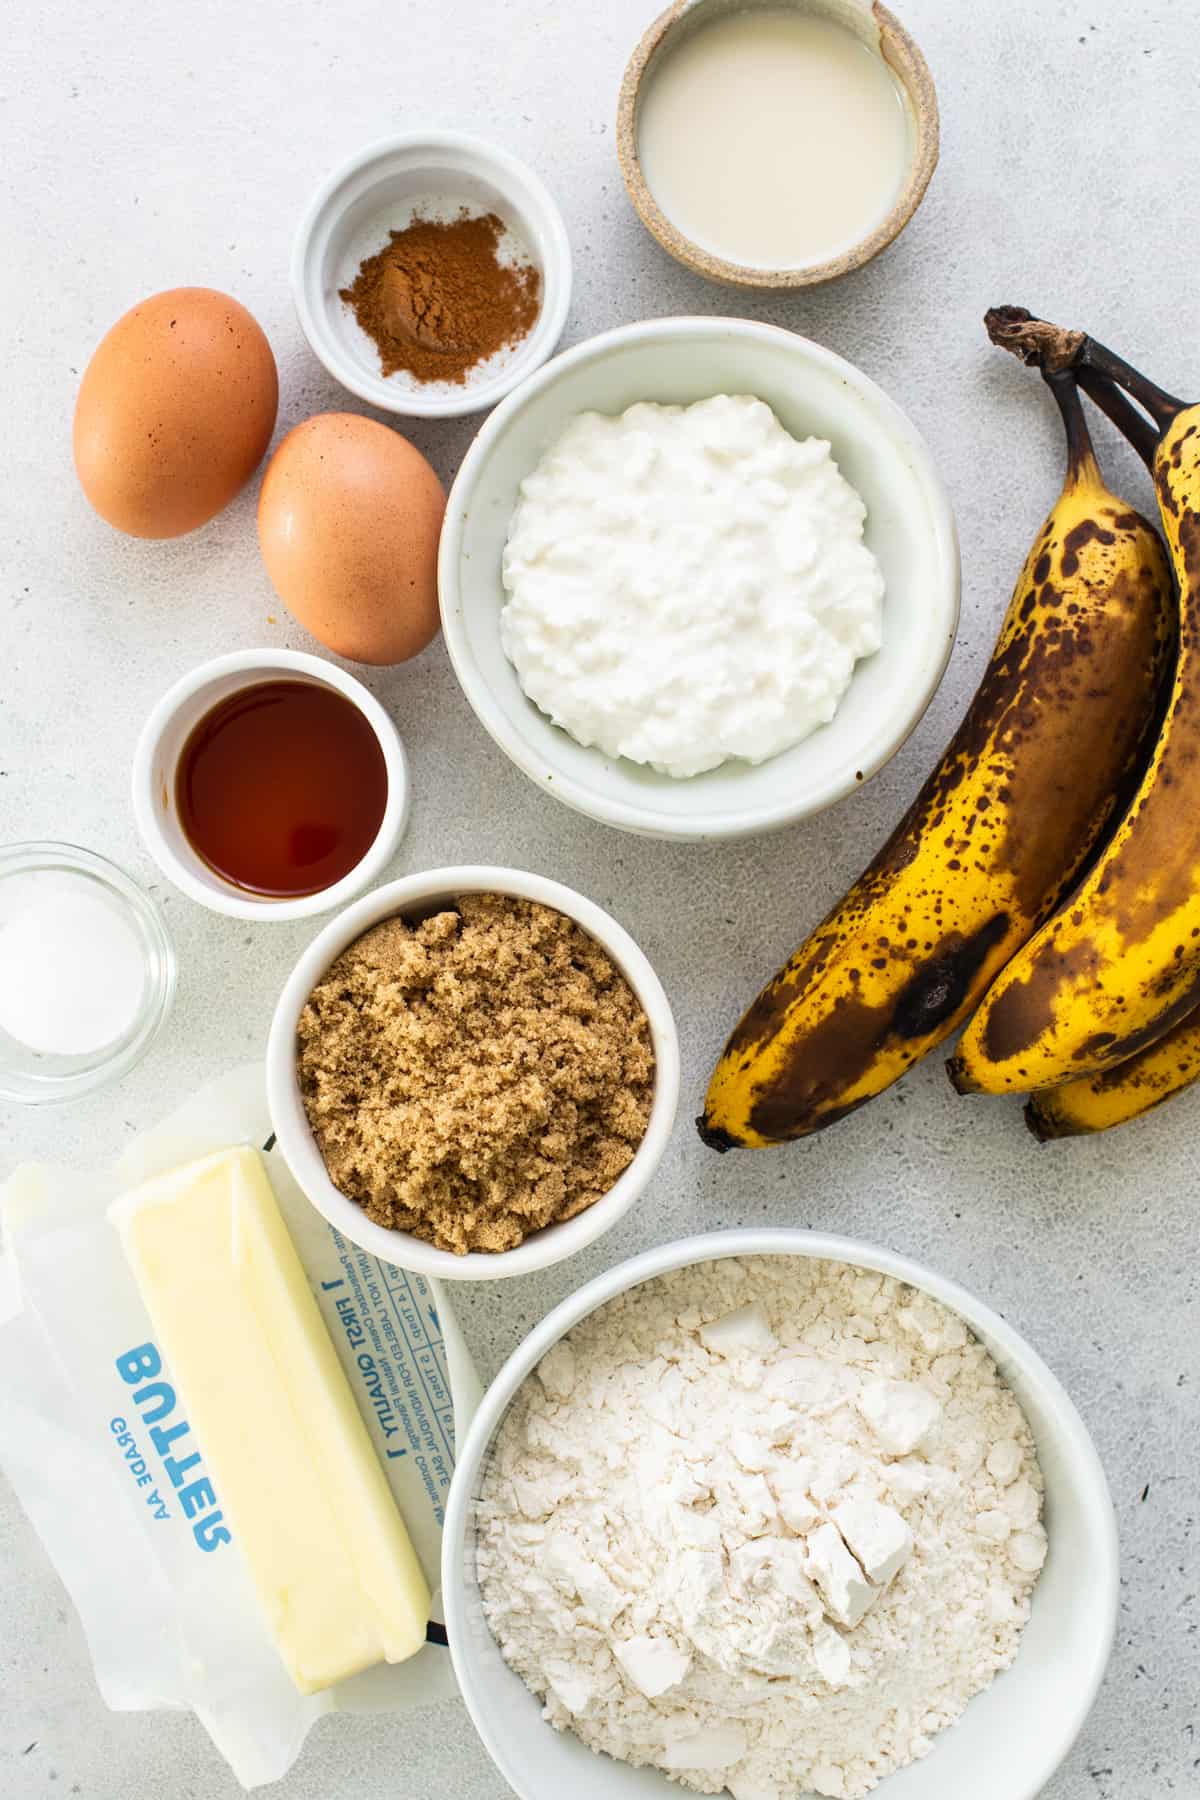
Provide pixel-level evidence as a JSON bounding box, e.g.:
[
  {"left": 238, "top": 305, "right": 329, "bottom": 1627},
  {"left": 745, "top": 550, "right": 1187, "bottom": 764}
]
[
  {"left": 296, "top": 893, "right": 655, "bottom": 1255},
  {"left": 339, "top": 210, "right": 541, "bottom": 385}
]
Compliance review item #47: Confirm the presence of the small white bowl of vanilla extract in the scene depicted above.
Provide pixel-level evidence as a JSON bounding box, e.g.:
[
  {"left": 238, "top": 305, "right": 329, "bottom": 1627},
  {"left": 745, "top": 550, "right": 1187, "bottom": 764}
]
[{"left": 131, "top": 650, "right": 409, "bottom": 921}]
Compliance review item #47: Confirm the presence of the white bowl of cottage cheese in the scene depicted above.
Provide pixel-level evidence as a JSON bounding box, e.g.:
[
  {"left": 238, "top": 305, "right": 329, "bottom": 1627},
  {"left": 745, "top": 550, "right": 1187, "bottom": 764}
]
[
  {"left": 443, "top": 1229, "right": 1117, "bottom": 1800},
  {"left": 439, "top": 319, "right": 959, "bottom": 839}
]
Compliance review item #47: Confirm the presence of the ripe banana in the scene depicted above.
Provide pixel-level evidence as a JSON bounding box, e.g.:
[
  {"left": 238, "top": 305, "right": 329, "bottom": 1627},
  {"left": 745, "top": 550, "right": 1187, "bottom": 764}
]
[
  {"left": 1026, "top": 1004, "right": 1200, "bottom": 1138},
  {"left": 951, "top": 313, "right": 1200, "bottom": 1095},
  {"left": 700, "top": 372, "right": 1173, "bottom": 1148}
]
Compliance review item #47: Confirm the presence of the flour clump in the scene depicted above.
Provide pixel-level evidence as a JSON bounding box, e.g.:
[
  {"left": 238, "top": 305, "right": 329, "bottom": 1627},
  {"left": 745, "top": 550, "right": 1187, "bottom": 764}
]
[{"left": 476, "top": 1256, "right": 1047, "bottom": 1798}]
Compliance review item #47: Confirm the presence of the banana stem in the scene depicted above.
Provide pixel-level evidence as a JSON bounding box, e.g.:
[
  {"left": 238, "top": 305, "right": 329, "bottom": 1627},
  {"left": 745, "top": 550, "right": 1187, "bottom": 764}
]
[
  {"left": 1077, "top": 337, "right": 1184, "bottom": 432},
  {"left": 1074, "top": 366, "right": 1160, "bottom": 471},
  {"left": 984, "top": 305, "right": 1186, "bottom": 432},
  {"left": 1045, "top": 370, "right": 1099, "bottom": 485},
  {"left": 984, "top": 306, "right": 1084, "bottom": 373}
]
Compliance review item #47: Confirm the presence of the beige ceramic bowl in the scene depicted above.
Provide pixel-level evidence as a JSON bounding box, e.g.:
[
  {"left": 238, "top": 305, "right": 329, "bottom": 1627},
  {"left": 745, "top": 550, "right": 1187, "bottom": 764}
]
[{"left": 617, "top": 0, "right": 939, "bottom": 289}]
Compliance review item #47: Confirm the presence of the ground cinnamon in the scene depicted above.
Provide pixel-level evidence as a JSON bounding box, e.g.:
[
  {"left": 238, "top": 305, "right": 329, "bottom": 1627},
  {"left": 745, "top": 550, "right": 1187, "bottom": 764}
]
[{"left": 340, "top": 210, "right": 541, "bottom": 385}]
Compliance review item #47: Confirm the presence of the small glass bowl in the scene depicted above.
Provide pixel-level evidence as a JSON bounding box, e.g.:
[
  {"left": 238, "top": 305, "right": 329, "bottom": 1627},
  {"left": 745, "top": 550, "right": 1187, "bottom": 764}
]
[{"left": 0, "top": 842, "right": 176, "bottom": 1105}]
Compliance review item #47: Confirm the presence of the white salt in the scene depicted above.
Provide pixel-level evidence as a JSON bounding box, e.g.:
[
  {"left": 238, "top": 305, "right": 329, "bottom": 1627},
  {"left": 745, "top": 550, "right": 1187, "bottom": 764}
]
[{"left": 0, "top": 878, "right": 146, "bottom": 1056}]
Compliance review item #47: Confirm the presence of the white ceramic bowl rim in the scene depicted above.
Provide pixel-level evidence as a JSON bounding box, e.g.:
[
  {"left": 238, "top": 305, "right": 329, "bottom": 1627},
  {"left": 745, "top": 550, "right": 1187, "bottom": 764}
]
[
  {"left": 265, "top": 865, "right": 681, "bottom": 1280},
  {"left": 290, "top": 129, "right": 574, "bottom": 419},
  {"left": 130, "top": 648, "right": 410, "bottom": 922},
  {"left": 443, "top": 1226, "right": 1119, "bottom": 1800},
  {"left": 438, "top": 315, "right": 960, "bottom": 837}
]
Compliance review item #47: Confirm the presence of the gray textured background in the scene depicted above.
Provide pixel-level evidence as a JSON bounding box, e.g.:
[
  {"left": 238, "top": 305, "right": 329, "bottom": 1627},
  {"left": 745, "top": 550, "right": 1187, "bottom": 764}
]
[{"left": 1, "top": 1, "right": 1196, "bottom": 1796}]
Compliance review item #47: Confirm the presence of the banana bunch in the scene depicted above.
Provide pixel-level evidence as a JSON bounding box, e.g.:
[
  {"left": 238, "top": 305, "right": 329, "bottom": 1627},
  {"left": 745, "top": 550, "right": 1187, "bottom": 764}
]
[
  {"left": 949, "top": 316, "right": 1200, "bottom": 1126},
  {"left": 699, "top": 365, "right": 1174, "bottom": 1149}
]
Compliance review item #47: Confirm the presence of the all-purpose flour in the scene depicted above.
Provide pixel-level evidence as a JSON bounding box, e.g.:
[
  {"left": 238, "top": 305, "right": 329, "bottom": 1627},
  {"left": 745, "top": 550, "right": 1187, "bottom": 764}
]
[{"left": 477, "top": 1257, "right": 1047, "bottom": 1799}]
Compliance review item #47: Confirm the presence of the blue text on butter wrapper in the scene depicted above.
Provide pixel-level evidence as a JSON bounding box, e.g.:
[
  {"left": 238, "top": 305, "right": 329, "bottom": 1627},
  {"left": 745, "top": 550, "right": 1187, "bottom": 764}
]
[
  {"left": 328, "top": 1288, "right": 405, "bottom": 1458},
  {"left": 114, "top": 1343, "right": 231, "bottom": 1552}
]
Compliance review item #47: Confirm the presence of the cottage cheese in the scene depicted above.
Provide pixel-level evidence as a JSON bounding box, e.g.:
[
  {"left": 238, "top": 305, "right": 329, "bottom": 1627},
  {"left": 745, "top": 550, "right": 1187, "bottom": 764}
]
[
  {"left": 477, "top": 1256, "right": 1047, "bottom": 1800},
  {"left": 499, "top": 397, "right": 885, "bottom": 778}
]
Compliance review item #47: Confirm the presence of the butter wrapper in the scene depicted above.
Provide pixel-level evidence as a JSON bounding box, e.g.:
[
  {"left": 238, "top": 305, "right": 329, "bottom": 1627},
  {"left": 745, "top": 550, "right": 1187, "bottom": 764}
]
[{"left": 0, "top": 1064, "right": 482, "bottom": 1788}]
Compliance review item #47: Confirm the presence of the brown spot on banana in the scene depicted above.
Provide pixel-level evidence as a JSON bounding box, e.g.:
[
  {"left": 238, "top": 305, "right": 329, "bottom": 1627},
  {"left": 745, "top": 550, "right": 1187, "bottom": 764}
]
[
  {"left": 747, "top": 913, "right": 1012, "bottom": 1140},
  {"left": 974, "top": 937, "right": 1103, "bottom": 1069},
  {"left": 1060, "top": 518, "right": 1116, "bottom": 576}
]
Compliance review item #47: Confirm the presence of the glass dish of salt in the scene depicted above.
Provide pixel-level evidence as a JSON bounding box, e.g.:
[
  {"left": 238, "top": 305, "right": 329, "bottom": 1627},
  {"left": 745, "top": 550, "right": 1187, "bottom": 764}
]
[{"left": 0, "top": 843, "right": 175, "bottom": 1104}]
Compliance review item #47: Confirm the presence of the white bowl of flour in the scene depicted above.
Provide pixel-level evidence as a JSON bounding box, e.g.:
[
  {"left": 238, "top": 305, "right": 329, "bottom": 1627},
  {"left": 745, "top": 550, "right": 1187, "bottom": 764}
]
[
  {"left": 443, "top": 1229, "right": 1117, "bottom": 1800},
  {"left": 438, "top": 318, "right": 959, "bottom": 840}
]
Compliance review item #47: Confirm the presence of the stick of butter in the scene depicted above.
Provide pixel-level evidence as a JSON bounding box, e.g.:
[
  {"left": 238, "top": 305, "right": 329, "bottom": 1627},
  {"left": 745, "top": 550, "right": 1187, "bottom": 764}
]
[{"left": 109, "top": 1145, "right": 431, "bottom": 1694}]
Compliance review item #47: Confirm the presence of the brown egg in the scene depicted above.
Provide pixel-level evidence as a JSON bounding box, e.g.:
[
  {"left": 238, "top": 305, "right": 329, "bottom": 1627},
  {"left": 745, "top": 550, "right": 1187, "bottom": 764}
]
[
  {"left": 73, "top": 288, "right": 278, "bottom": 538},
  {"left": 257, "top": 413, "right": 445, "bottom": 666}
]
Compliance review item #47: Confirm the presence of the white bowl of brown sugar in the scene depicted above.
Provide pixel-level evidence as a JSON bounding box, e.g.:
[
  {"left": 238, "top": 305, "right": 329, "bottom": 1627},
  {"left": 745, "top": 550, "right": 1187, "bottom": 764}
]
[{"left": 266, "top": 866, "right": 680, "bottom": 1280}]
